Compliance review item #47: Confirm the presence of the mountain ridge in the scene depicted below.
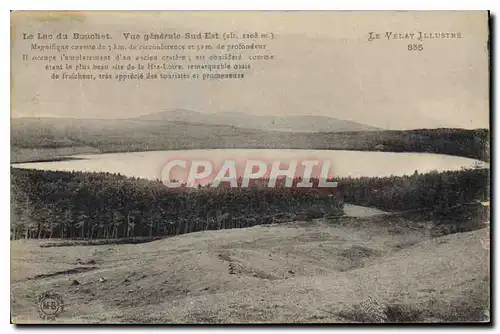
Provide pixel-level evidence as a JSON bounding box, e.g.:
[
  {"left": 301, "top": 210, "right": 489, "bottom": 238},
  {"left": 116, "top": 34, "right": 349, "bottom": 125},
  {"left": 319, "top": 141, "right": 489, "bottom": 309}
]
[{"left": 134, "top": 109, "right": 380, "bottom": 133}]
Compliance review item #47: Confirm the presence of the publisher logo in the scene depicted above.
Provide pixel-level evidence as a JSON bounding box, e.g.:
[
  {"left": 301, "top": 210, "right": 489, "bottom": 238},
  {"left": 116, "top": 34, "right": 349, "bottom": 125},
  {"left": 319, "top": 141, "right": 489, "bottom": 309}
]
[{"left": 37, "top": 292, "right": 64, "bottom": 320}]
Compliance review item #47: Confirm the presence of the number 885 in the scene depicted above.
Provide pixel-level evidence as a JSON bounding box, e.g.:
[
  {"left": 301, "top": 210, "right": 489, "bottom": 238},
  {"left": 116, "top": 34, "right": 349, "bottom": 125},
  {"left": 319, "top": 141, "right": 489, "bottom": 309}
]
[{"left": 408, "top": 44, "right": 424, "bottom": 51}]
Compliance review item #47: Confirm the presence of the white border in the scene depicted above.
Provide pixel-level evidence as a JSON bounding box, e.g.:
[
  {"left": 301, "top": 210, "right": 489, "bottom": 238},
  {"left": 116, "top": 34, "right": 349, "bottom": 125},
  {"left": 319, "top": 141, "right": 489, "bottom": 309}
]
[
  {"left": 3, "top": 1, "right": 499, "bottom": 10},
  {"left": 3, "top": 1, "right": 498, "bottom": 333}
]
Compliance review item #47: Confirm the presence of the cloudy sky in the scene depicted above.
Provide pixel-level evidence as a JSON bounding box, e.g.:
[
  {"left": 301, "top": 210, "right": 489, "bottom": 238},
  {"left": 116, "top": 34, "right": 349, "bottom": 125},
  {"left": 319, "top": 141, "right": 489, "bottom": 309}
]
[{"left": 11, "top": 11, "right": 489, "bottom": 129}]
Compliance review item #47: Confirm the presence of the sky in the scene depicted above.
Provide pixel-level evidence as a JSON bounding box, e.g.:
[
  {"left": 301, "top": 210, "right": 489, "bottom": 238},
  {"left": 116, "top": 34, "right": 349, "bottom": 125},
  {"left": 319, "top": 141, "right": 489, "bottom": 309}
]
[{"left": 11, "top": 11, "right": 489, "bottom": 130}]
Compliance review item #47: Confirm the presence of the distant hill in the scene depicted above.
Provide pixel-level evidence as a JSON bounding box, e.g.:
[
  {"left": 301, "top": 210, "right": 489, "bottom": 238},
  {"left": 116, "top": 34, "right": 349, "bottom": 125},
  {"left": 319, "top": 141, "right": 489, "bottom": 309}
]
[{"left": 134, "top": 109, "right": 380, "bottom": 132}]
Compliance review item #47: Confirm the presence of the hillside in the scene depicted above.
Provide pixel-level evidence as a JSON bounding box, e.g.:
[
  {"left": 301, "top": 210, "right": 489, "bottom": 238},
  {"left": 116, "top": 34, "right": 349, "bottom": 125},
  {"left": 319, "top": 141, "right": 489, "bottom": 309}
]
[
  {"left": 11, "top": 218, "right": 490, "bottom": 323},
  {"left": 134, "top": 109, "right": 380, "bottom": 132}
]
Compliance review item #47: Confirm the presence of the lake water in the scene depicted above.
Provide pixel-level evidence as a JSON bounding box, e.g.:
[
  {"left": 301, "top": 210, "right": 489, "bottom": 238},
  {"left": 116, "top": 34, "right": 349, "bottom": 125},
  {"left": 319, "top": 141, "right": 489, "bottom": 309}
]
[{"left": 12, "top": 149, "right": 488, "bottom": 183}]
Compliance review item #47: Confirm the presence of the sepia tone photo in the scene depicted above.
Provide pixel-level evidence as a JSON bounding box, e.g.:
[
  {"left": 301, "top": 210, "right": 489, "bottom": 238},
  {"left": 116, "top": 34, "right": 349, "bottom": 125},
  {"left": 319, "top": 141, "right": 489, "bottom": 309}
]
[{"left": 10, "top": 11, "right": 490, "bottom": 324}]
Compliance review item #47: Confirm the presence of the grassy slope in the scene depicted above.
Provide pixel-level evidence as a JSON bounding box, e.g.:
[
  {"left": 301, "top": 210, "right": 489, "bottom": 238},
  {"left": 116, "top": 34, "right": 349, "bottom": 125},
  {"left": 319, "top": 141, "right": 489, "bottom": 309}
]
[{"left": 11, "top": 217, "right": 490, "bottom": 324}]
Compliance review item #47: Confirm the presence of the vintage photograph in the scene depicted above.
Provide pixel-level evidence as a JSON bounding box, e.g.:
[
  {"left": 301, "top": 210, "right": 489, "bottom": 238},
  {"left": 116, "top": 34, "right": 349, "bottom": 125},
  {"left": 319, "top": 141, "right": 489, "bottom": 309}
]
[{"left": 10, "top": 11, "right": 490, "bottom": 324}]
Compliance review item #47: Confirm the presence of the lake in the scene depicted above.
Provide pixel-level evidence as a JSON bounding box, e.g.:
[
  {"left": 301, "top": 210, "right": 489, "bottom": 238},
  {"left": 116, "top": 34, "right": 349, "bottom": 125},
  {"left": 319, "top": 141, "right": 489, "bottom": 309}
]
[{"left": 11, "top": 149, "right": 488, "bottom": 183}]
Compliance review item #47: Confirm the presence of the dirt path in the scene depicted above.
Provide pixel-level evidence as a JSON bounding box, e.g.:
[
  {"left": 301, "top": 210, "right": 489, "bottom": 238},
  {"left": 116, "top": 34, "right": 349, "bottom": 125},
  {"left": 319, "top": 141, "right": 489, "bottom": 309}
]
[{"left": 344, "top": 204, "right": 389, "bottom": 218}]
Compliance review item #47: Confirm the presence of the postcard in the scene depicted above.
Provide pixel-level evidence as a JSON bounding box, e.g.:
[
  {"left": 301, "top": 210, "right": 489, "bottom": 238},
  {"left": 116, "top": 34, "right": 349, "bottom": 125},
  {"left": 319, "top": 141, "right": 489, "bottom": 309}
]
[{"left": 10, "top": 11, "right": 490, "bottom": 324}]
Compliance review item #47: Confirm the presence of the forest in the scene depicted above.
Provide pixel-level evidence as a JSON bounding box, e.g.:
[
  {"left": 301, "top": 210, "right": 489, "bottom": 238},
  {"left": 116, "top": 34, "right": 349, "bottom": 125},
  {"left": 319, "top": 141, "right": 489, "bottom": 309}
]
[
  {"left": 340, "top": 168, "right": 489, "bottom": 213},
  {"left": 10, "top": 168, "right": 343, "bottom": 240},
  {"left": 10, "top": 166, "right": 489, "bottom": 240}
]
